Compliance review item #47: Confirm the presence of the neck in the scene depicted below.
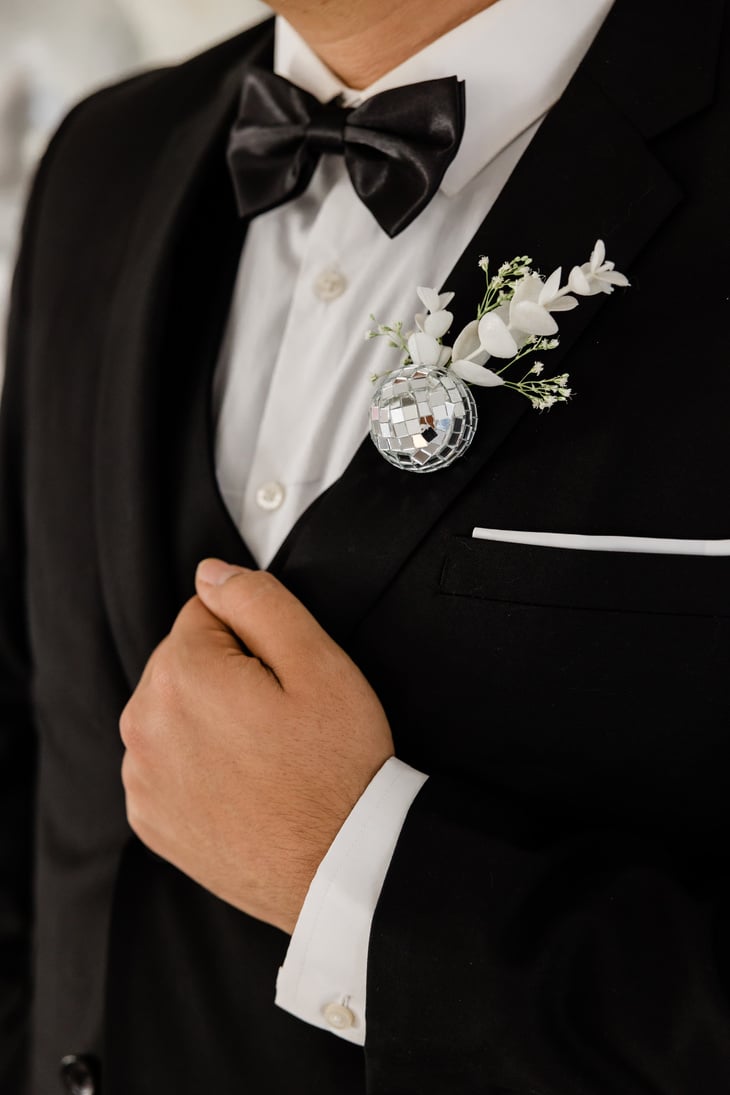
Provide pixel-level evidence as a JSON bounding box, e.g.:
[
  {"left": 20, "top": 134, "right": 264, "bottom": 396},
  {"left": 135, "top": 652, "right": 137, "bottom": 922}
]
[{"left": 268, "top": 0, "right": 500, "bottom": 89}]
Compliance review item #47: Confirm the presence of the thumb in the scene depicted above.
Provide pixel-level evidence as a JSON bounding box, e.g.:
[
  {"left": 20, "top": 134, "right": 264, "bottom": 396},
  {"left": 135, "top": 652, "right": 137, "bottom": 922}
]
[
  {"left": 195, "top": 559, "right": 329, "bottom": 684},
  {"left": 196, "top": 559, "right": 252, "bottom": 590}
]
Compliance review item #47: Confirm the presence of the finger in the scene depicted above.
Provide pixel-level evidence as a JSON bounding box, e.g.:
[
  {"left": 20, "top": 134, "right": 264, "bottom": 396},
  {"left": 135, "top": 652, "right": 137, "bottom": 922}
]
[
  {"left": 194, "top": 559, "right": 333, "bottom": 685},
  {"left": 172, "top": 594, "right": 232, "bottom": 640},
  {"left": 136, "top": 597, "right": 252, "bottom": 695},
  {"left": 169, "top": 593, "right": 266, "bottom": 667}
]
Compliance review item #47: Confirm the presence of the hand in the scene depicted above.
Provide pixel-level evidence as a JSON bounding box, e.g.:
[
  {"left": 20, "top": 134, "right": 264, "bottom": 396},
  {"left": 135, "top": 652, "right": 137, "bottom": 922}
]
[{"left": 119, "top": 560, "right": 395, "bottom": 934}]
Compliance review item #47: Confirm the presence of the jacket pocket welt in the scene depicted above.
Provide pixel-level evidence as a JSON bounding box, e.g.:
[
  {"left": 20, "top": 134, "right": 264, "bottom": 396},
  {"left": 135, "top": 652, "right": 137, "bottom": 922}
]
[{"left": 439, "top": 535, "right": 730, "bottom": 617}]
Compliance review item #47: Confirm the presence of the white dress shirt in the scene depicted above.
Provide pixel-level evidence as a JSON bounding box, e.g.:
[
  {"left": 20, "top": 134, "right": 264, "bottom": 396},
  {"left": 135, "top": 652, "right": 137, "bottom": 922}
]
[{"left": 213, "top": 0, "right": 614, "bottom": 1045}]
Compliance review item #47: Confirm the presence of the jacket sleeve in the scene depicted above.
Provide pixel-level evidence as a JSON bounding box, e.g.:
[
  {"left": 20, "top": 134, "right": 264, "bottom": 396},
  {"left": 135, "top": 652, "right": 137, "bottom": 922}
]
[
  {"left": 365, "top": 774, "right": 730, "bottom": 1094},
  {"left": 0, "top": 154, "right": 48, "bottom": 1092}
]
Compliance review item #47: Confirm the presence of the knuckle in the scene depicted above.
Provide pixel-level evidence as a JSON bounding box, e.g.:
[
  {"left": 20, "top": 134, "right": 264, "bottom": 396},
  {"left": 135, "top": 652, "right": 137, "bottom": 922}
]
[
  {"left": 119, "top": 702, "right": 141, "bottom": 749},
  {"left": 120, "top": 751, "right": 137, "bottom": 793},
  {"left": 148, "top": 652, "right": 181, "bottom": 704}
]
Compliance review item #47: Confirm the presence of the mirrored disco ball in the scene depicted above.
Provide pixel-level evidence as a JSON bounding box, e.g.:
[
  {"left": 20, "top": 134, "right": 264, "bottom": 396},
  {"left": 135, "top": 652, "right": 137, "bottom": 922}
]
[{"left": 369, "top": 364, "right": 478, "bottom": 473}]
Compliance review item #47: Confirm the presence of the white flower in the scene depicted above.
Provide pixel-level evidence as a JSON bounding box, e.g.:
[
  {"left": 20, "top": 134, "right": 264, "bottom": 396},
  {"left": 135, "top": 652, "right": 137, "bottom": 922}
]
[
  {"left": 417, "top": 310, "right": 454, "bottom": 338},
  {"left": 450, "top": 359, "right": 505, "bottom": 387},
  {"left": 407, "top": 331, "right": 452, "bottom": 369},
  {"left": 568, "top": 239, "right": 630, "bottom": 296},
  {"left": 415, "top": 286, "right": 455, "bottom": 338},
  {"left": 474, "top": 271, "right": 578, "bottom": 359},
  {"left": 509, "top": 270, "right": 578, "bottom": 335},
  {"left": 451, "top": 319, "right": 490, "bottom": 366},
  {"left": 416, "top": 286, "right": 455, "bottom": 313},
  {"left": 476, "top": 308, "right": 520, "bottom": 358},
  {"left": 449, "top": 319, "right": 504, "bottom": 385}
]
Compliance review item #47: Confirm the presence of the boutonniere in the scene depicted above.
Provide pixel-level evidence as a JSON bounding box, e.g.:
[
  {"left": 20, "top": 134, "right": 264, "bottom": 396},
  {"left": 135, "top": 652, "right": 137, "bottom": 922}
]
[{"left": 367, "top": 239, "right": 629, "bottom": 472}]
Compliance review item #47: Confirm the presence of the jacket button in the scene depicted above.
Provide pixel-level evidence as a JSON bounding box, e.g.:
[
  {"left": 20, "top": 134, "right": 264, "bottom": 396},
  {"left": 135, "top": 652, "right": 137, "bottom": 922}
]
[{"left": 59, "top": 1054, "right": 97, "bottom": 1095}]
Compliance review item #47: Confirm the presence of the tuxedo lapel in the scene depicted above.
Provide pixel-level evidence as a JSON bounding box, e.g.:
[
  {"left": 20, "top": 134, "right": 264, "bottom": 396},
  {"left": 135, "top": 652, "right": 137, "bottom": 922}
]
[
  {"left": 94, "top": 22, "right": 275, "bottom": 689},
  {"left": 271, "top": 0, "right": 723, "bottom": 642}
]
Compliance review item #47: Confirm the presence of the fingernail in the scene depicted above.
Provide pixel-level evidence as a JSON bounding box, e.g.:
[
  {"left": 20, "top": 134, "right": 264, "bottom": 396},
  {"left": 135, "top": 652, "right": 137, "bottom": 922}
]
[{"left": 196, "top": 559, "right": 247, "bottom": 586}]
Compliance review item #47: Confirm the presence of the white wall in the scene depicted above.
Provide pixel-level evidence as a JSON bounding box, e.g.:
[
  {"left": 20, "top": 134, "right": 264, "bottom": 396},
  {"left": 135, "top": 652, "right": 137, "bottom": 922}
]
[{"left": 0, "top": 0, "right": 270, "bottom": 374}]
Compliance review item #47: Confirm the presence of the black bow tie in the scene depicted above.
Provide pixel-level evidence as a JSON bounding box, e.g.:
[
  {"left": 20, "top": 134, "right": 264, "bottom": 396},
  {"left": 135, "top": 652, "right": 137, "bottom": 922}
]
[{"left": 226, "top": 67, "right": 466, "bottom": 238}]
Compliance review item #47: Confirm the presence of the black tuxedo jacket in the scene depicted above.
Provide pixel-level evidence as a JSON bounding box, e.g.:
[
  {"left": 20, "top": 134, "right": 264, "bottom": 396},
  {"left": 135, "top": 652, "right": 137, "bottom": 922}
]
[{"left": 2, "top": 3, "right": 730, "bottom": 1093}]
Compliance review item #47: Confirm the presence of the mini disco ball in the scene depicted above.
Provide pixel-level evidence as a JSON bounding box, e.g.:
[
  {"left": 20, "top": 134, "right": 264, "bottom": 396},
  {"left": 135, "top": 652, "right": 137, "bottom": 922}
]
[{"left": 369, "top": 364, "right": 478, "bottom": 473}]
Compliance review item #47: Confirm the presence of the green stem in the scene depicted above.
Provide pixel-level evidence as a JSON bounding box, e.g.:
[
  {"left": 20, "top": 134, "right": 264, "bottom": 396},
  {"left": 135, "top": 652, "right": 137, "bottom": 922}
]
[{"left": 493, "top": 341, "right": 539, "bottom": 376}]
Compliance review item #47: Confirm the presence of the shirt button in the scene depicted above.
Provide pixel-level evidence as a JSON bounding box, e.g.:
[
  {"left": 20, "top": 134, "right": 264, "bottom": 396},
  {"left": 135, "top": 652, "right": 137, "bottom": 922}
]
[
  {"left": 313, "top": 268, "right": 348, "bottom": 301},
  {"left": 323, "top": 1002, "right": 356, "bottom": 1030},
  {"left": 255, "top": 480, "right": 285, "bottom": 512}
]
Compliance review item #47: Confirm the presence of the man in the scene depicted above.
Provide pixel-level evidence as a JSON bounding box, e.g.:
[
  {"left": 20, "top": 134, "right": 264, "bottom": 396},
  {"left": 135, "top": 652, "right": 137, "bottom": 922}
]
[{"left": 2, "top": 0, "right": 730, "bottom": 1091}]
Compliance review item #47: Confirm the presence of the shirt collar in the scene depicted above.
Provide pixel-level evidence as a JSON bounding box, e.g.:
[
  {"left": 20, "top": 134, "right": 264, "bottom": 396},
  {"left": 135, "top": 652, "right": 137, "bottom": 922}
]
[{"left": 274, "top": 0, "right": 614, "bottom": 198}]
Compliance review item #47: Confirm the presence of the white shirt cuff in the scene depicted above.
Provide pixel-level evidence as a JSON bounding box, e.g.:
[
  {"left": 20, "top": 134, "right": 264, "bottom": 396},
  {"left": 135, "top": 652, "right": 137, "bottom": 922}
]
[{"left": 274, "top": 756, "right": 428, "bottom": 1045}]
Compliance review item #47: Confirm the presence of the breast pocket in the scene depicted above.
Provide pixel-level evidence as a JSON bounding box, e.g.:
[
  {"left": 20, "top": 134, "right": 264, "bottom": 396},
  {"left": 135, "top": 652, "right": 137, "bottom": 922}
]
[
  {"left": 440, "top": 536, "right": 730, "bottom": 617},
  {"left": 430, "top": 536, "right": 730, "bottom": 828}
]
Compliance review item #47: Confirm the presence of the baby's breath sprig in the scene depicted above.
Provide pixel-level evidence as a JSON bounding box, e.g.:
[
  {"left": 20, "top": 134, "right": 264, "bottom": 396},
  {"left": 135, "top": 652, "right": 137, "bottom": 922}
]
[
  {"left": 476, "top": 254, "right": 534, "bottom": 318},
  {"left": 502, "top": 369, "right": 572, "bottom": 410},
  {"left": 365, "top": 316, "right": 410, "bottom": 354}
]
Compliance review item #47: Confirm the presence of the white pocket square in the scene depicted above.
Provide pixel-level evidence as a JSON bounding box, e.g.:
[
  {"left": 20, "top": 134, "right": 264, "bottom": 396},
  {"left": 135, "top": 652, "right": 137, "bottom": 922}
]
[{"left": 471, "top": 527, "right": 730, "bottom": 557}]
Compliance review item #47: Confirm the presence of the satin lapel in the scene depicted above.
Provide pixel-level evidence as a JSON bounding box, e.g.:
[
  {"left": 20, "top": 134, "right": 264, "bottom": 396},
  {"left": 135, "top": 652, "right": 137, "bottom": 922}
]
[
  {"left": 94, "top": 26, "right": 273, "bottom": 690},
  {"left": 270, "top": 69, "right": 684, "bottom": 642}
]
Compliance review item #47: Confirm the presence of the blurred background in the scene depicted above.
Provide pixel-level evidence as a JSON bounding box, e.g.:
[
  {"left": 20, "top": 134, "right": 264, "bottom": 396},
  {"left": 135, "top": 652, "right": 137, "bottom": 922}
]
[{"left": 0, "top": 0, "right": 271, "bottom": 373}]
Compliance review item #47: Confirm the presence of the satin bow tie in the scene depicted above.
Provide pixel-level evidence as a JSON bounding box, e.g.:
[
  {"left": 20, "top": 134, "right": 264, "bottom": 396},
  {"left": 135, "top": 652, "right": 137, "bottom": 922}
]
[{"left": 226, "top": 67, "right": 466, "bottom": 238}]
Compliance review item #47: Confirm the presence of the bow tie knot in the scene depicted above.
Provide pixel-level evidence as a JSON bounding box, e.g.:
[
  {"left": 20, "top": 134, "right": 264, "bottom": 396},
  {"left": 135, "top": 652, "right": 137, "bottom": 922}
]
[
  {"left": 226, "top": 68, "right": 466, "bottom": 238},
  {"left": 305, "top": 99, "right": 348, "bottom": 153}
]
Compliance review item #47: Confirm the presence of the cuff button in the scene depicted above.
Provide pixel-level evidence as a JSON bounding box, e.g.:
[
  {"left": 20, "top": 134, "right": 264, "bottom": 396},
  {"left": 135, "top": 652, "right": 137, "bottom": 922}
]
[{"left": 323, "top": 1002, "right": 356, "bottom": 1030}]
